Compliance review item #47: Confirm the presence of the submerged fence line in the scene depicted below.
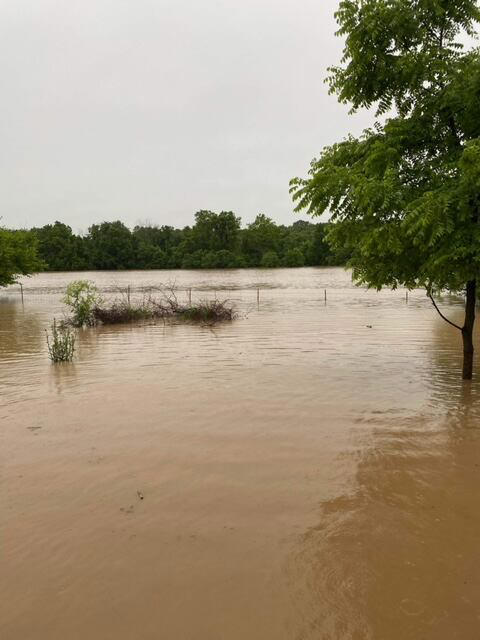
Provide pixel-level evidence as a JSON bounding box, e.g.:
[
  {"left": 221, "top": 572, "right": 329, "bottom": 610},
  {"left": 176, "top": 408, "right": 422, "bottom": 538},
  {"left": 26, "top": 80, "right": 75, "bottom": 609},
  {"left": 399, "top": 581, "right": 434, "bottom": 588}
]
[{"left": 11, "top": 282, "right": 455, "bottom": 308}]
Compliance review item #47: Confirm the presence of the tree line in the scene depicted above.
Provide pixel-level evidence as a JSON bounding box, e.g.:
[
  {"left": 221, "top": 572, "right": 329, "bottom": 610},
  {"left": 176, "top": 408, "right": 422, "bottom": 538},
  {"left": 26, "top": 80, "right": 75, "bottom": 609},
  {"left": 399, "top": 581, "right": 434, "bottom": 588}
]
[{"left": 29, "top": 212, "right": 348, "bottom": 272}]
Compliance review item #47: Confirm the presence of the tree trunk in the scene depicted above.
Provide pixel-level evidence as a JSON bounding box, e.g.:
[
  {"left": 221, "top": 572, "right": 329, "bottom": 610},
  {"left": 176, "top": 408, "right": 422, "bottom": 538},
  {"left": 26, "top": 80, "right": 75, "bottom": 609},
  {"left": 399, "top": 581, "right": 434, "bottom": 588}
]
[{"left": 462, "top": 280, "right": 476, "bottom": 380}]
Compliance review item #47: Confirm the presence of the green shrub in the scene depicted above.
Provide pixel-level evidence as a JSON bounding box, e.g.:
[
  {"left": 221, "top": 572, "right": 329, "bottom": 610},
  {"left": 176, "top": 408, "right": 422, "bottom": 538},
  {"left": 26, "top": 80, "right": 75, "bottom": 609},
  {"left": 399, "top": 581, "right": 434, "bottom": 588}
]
[{"left": 63, "top": 280, "right": 101, "bottom": 326}]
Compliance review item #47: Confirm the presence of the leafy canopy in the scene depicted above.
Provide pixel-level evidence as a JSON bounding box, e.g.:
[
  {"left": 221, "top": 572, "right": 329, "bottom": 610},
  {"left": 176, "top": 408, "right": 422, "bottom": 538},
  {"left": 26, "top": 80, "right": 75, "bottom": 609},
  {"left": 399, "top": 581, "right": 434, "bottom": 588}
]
[
  {"left": 291, "top": 0, "right": 480, "bottom": 292},
  {"left": 0, "top": 228, "right": 44, "bottom": 287},
  {"left": 30, "top": 213, "right": 343, "bottom": 271},
  {"left": 63, "top": 280, "right": 101, "bottom": 327}
]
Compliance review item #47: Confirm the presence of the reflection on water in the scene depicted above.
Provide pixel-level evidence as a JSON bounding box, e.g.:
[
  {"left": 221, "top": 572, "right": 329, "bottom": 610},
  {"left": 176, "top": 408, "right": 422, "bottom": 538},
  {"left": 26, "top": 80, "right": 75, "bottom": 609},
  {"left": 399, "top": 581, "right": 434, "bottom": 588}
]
[
  {"left": 1, "top": 268, "right": 479, "bottom": 640},
  {"left": 291, "top": 413, "right": 480, "bottom": 639}
]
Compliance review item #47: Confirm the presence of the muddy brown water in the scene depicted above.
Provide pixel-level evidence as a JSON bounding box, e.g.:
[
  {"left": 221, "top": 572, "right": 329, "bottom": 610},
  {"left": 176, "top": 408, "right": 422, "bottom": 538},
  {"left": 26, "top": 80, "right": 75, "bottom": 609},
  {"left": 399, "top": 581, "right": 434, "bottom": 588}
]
[{"left": 1, "top": 267, "right": 480, "bottom": 640}]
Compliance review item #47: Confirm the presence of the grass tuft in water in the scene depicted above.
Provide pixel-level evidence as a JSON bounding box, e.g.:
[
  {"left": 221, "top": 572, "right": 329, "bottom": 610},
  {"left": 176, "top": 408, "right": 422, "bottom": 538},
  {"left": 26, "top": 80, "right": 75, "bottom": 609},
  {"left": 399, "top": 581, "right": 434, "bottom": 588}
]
[{"left": 46, "top": 319, "right": 76, "bottom": 362}]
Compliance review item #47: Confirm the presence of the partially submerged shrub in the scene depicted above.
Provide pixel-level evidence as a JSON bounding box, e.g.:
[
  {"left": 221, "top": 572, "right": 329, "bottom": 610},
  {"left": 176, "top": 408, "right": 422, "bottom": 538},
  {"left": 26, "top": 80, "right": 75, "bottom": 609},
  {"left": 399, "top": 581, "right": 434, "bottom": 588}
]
[
  {"left": 90, "top": 288, "right": 236, "bottom": 326},
  {"left": 148, "top": 289, "right": 236, "bottom": 324},
  {"left": 61, "top": 280, "right": 236, "bottom": 327},
  {"left": 92, "top": 299, "right": 154, "bottom": 324},
  {"left": 63, "top": 280, "right": 101, "bottom": 327},
  {"left": 179, "top": 299, "right": 236, "bottom": 323},
  {"left": 46, "top": 319, "right": 76, "bottom": 362}
]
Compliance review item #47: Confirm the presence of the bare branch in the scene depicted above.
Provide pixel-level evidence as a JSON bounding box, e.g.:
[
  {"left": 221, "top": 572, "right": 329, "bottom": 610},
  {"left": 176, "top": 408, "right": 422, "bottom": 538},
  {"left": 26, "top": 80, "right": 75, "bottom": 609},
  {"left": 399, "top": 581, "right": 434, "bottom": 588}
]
[{"left": 428, "top": 292, "right": 463, "bottom": 332}]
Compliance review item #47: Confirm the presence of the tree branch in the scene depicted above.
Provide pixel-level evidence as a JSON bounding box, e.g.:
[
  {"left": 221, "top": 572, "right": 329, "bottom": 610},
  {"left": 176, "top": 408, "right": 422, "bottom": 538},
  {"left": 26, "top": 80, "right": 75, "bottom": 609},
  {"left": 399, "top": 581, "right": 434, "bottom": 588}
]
[{"left": 428, "top": 292, "right": 463, "bottom": 331}]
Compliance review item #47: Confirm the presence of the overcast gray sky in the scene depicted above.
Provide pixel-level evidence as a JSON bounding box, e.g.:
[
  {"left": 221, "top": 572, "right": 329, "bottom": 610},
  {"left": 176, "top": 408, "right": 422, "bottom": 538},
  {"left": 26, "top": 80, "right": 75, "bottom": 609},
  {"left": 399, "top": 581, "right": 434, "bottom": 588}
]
[{"left": 1, "top": 0, "right": 372, "bottom": 232}]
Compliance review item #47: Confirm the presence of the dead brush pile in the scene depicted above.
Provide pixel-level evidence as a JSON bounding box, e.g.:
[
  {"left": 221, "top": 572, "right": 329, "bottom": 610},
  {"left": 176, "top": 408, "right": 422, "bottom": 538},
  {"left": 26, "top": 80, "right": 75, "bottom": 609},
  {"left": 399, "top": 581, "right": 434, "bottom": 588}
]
[
  {"left": 176, "top": 299, "right": 236, "bottom": 322},
  {"left": 92, "top": 300, "right": 154, "bottom": 324},
  {"left": 92, "top": 288, "right": 236, "bottom": 325}
]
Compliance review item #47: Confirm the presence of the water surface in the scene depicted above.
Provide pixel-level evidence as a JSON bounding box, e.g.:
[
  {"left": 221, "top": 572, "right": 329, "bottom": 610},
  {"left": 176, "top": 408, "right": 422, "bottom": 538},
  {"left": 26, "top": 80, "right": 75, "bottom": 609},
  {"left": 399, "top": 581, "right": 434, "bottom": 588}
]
[{"left": 1, "top": 268, "right": 479, "bottom": 639}]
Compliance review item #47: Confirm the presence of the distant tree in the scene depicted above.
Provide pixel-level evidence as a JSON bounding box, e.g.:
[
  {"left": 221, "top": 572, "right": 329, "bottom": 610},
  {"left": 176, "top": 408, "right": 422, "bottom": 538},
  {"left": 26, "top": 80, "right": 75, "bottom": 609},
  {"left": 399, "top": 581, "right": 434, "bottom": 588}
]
[
  {"left": 261, "top": 250, "right": 281, "bottom": 268},
  {"left": 242, "top": 214, "right": 282, "bottom": 265},
  {"left": 133, "top": 224, "right": 182, "bottom": 256},
  {"left": 282, "top": 220, "right": 314, "bottom": 264},
  {"left": 283, "top": 247, "right": 305, "bottom": 267},
  {"left": 0, "top": 228, "right": 44, "bottom": 286},
  {"left": 291, "top": 0, "right": 480, "bottom": 379},
  {"left": 33, "top": 221, "right": 87, "bottom": 271},
  {"left": 213, "top": 250, "right": 239, "bottom": 268},
  {"left": 191, "top": 210, "right": 241, "bottom": 252},
  {"left": 136, "top": 242, "right": 168, "bottom": 269},
  {"left": 305, "top": 224, "right": 331, "bottom": 265},
  {"left": 87, "top": 221, "right": 137, "bottom": 270},
  {"left": 181, "top": 250, "right": 205, "bottom": 269},
  {"left": 201, "top": 251, "right": 219, "bottom": 269},
  {"left": 8, "top": 210, "right": 349, "bottom": 275},
  {"left": 214, "top": 212, "right": 241, "bottom": 251}
]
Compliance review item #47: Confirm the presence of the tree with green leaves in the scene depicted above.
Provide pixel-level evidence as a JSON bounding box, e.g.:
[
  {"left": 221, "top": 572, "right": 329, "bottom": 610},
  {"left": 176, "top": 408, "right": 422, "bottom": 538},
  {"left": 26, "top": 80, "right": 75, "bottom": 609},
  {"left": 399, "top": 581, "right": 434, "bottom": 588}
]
[
  {"left": 242, "top": 214, "right": 282, "bottom": 265},
  {"left": 9, "top": 215, "right": 340, "bottom": 272},
  {"left": 0, "top": 228, "right": 44, "bottom": 287},
  {"left": 86, "top": 221, "right": 137, "bottom": 270},
  {"left": 291, "top": 0, "right": 480, "bottom": 379},
  {"left": 33, "top": 221, "right": 88, "bottom": 271},
  {"left": 190, "top": 210, "right": 241, "bottom": 253}
]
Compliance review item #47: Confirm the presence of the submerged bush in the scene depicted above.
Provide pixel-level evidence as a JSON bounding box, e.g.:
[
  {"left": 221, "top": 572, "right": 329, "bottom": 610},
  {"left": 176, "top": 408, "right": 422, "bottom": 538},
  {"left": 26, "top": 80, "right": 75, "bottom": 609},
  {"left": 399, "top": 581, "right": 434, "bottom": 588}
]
[
  {"left": 92, "top": 299, "right": 155, "bottom": 324},
  {"left": 179, "top": 299, "right": 236, "bottom": 323},
  {"left": 46, "top": 319, "right": 76, "bottom": 362},
  {"left": 63, "top": 280, "right": 101, "bottom": 326},
  {"left": 60, "top": 280, "right": 236, "bottom": 327},
  {"left": 89, "top": 288, "right": 236, "bottom": 326}
]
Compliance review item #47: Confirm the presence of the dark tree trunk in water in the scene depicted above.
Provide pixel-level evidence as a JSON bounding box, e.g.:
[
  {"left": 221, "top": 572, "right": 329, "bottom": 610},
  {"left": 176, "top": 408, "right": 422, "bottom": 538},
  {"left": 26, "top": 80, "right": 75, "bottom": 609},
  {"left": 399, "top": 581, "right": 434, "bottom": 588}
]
[{"left": 462, "top": 280, "right": 476, "bottom": 380}]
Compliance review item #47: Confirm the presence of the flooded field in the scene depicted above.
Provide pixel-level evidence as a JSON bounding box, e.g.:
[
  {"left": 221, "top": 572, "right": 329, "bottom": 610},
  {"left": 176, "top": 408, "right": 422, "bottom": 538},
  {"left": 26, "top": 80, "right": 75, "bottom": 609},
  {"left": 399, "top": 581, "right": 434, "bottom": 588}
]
[{"left": 1, "top": 267, "right": 480, "bottom": 640}]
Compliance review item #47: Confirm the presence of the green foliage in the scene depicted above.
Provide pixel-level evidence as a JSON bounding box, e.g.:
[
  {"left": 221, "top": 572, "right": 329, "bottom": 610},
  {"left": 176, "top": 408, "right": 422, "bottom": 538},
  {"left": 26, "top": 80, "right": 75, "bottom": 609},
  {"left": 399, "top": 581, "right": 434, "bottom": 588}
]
[
  {"left": 283, "top": 247, "right": 305, "bottom": 267},
  {"left": 261, "top": 250, "right": 281, "bottom": 268},
  {"left": 87, "top": 221, "right": 137, "bottom": 270},
  {"left": 33, "top": 222, "right": 88, "bottom": 270},
  {"left": 0, "top": 228, "right": 44, "bottom": 287},
  {"left": 13, "top": 212, "right": 349, "bottom": 272},
  {"left": 190, "top": 210, "right": 241, "bottom": 252},
  {"left": 242, "top": 214, "right": 282, "bottom": 264},
  {"left": 136, "top": 242, "right": 169, "bottom": 269},
  {"left": 46, "top": 319, "right": 76, "bottom": 362},
  {"left": 291, "top": 0, "right": 480, "bottom": 294},
  {"left": 63, "top": 280, "right": 101, "bottom": 327},
  {"left": 181, "top": 250, "right": 206, "bottom": 269},
  {"left": 305, "top": 223, "right": 339, "bottom": 265}
]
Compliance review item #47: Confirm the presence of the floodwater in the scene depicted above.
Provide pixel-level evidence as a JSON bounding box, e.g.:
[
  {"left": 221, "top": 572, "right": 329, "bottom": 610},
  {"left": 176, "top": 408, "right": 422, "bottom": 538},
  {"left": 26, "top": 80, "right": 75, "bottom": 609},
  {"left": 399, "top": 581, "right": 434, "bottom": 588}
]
[{"left": 1, "top": 267, "right": 479, "bottom": 640}]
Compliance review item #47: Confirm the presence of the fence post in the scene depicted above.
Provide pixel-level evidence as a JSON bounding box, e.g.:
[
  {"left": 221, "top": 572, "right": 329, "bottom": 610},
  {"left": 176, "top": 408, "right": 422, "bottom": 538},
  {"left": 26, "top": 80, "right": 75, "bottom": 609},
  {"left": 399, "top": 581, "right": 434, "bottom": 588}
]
[{"left": 20, "top": 283, "right": 24, "bottom": 304}]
